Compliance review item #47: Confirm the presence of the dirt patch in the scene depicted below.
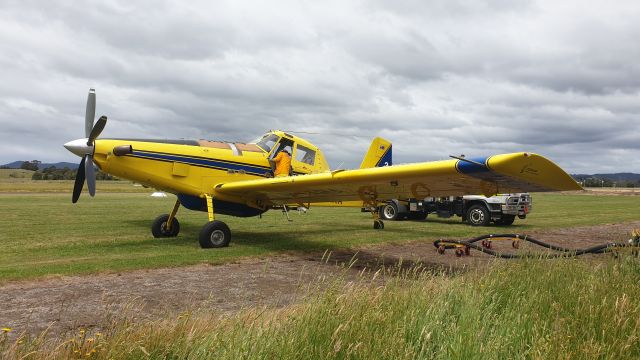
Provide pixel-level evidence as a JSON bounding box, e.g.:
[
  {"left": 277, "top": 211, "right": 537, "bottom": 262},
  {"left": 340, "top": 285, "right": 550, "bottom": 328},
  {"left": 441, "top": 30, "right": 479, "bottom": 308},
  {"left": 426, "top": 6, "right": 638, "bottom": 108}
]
[{"left": 1, "top": 221, "right": 638, "bottom": 338}]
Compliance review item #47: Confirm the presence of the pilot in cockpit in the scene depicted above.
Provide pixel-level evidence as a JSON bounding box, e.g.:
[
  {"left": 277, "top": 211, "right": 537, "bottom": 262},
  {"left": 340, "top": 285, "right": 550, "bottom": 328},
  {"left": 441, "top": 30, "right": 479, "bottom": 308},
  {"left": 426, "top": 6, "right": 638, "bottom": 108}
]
[{"left": 271, "top": 147, "right": 292, "bottom": 177}]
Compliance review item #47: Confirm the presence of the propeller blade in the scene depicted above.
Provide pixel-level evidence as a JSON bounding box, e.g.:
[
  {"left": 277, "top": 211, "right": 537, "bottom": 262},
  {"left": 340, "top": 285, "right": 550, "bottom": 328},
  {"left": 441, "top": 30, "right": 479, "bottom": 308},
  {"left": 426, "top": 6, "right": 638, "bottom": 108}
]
[
  {"left": 85, "top": 155, "right": 96, "bottom": 197},
  {"left": 85, "top": 89, "right": 96, "bottom": 138},
  {"left": 72, "top": 156, "right": 86, "bottom": 203},
  {"left": 87, "top": 116, "right": 107, "bottom": 145}
]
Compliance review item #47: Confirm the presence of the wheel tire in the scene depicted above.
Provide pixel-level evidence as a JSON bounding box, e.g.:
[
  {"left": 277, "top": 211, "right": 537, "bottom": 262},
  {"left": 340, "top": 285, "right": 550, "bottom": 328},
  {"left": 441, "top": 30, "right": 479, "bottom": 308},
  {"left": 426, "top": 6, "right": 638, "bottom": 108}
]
[
  {"left": 373, "top": 219, "right": 385, "bottom": 229},
  {"left": 151, "top": 214, "right": 180, "bottom": 238},
  {"left": 379, "top": 203, "right": 400, "bottom": 221},
  {"left": 199, "top": 221, "right": 231, "bottom": 248},
  {"left": 408, "top": 212, "right": 428, "bottom": 221},
  {"left": 494, "top": 215, "right": 516, "bottom": 226},
  {"left": 466, "top": 204, "right": 491, "bottom": 226}
]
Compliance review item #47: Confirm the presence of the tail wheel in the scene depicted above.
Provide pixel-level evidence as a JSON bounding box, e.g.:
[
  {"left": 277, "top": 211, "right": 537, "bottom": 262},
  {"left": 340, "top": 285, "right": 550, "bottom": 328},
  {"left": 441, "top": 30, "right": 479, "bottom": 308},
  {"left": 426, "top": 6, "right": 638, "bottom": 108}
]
[
  {"left": 199, "top": 221, "right": 231, "bottom": 248},
  {"left": 466, "top": 204, "right": 491, "bottom": 226},
  {"left": 373, "top": 219, "right": 385, "bottom": 229},
  {"left": 151, "top": 214, "right": 180, "bottom": 238}
]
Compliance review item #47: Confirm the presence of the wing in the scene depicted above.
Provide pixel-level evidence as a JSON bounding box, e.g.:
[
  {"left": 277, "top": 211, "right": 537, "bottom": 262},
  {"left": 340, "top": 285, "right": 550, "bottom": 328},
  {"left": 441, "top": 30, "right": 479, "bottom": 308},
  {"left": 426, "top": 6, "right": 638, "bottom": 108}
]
[{"left": 212, "top": 152, "right": 581, "bottom": 206}]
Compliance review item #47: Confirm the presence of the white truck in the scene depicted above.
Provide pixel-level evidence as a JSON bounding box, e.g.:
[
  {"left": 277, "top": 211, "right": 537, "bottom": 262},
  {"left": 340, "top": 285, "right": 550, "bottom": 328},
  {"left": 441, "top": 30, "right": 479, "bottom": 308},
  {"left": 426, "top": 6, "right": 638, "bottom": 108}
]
[{"left": 378, "top": 193, "right": 532, "bottom": 226}]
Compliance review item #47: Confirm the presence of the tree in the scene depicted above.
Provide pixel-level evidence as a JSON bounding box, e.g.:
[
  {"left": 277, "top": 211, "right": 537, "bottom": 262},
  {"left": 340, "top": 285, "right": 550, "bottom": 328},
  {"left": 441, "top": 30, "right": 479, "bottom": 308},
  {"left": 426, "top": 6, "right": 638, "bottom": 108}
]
[{"left": 20, "top": 161, "right": 39, "bottom": 171}]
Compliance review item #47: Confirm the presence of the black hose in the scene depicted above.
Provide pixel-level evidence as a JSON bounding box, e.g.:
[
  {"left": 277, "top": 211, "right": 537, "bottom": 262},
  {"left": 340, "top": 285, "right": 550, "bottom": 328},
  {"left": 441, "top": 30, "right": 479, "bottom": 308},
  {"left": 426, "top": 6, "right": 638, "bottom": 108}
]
[{"left": 433, "top": 234, "right": 636, "bottom": 259}]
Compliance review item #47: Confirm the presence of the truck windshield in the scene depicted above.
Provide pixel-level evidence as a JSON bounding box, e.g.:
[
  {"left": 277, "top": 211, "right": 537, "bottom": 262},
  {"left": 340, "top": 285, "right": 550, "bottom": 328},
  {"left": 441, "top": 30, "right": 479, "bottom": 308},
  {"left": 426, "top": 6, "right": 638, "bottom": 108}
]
[{"left": 251, "top": 133, "right": 280, "bottom": 153}]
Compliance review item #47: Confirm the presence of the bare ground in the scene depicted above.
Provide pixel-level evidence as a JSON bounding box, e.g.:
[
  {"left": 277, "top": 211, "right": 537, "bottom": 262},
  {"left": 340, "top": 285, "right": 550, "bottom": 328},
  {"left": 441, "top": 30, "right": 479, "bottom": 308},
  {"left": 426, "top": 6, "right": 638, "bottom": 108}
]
[{"left": 1, "top": 221, "right": 639, "bottom": 339}]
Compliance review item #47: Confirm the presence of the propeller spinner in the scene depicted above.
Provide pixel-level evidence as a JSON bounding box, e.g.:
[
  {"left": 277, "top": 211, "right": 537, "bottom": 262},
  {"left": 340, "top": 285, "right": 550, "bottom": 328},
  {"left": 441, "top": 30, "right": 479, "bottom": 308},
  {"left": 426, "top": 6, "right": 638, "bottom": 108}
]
[{"left": 63, "top": 89, "right": 107, "bottom": 203}]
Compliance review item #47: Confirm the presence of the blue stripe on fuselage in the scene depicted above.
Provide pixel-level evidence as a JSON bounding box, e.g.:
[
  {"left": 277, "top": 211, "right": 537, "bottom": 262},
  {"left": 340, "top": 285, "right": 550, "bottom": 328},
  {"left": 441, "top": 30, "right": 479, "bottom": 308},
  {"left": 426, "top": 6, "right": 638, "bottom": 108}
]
[{"left": 129, "top": 150, "right": 270, "bottom": 176}]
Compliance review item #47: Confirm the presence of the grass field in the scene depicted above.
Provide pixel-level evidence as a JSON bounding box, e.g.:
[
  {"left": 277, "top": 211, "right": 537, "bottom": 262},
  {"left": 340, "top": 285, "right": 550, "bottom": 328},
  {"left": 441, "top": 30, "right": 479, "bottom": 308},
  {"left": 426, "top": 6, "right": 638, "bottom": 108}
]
[
  {"left": 0, "top": 178, "right": 147, "bottom": 192},
  {"left": 0, "top": 181, "right": 639, "bottom": 282},
  {"left": 0, "top": 169, "right": 34, "bottom": 179}
]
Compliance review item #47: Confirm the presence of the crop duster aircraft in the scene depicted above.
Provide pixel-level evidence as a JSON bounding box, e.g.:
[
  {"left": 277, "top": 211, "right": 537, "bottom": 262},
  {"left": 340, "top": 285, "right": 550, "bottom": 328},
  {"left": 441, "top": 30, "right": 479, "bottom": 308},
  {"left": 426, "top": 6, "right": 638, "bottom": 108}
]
[{"left": 64, "top": 89, "right": 582, "bottom": 248}]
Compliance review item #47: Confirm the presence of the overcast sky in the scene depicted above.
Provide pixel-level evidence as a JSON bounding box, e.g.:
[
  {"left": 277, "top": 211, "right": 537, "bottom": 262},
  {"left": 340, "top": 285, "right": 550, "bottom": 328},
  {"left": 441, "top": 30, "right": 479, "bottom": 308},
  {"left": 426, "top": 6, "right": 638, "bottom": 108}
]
[{"left": 1, "top": 0, "right": 639, "bottom": 173}]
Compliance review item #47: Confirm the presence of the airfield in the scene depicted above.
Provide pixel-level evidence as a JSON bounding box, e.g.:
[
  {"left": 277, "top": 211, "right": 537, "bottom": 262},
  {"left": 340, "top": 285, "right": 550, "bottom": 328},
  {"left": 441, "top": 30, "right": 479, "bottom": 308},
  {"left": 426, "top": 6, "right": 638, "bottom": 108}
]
[{"left": 1, "top": 171, "right": 639, "bottom": 358}]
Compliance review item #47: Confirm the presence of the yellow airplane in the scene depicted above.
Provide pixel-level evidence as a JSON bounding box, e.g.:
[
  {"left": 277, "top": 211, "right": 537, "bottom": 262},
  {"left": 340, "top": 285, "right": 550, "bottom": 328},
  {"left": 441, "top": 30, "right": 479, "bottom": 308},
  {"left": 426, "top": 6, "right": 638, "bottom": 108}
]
[{"left": 64, "top": 89, "right": 582, "bottom": 248}]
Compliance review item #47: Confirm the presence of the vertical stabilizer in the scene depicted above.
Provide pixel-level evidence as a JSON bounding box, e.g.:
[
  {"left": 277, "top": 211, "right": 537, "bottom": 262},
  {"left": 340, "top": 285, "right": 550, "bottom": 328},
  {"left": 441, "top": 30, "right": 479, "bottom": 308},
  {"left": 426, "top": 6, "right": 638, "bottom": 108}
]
[{"left": 359, "top": 137, "right": 392, "bottom": 168}]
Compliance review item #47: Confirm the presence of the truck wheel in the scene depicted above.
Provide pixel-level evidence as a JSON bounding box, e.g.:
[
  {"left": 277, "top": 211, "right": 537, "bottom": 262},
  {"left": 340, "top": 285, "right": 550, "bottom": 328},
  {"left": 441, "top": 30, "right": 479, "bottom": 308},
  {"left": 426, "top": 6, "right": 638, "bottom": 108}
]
[
  {"left": 466, "top": 204, "right": 490, "bottom": 226},
  {"left": 379, "top": 203, "right": 400, "bottom": 221},
  {"left": 408, "top": 212, "right": 427, "bottom": 221},
  {"left": 494, "top": 215, "right": 515, "bottom": 226}
]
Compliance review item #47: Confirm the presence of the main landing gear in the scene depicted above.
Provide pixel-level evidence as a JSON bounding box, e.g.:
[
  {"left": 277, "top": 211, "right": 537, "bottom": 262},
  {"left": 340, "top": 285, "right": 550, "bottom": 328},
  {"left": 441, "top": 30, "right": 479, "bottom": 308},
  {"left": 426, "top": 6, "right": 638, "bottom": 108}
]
[
  {"left": 151, "top": 195, "right": 232, "bottom": 249},
  {"left": 198, "top": 195, "right": 231, "bottom": 248}
]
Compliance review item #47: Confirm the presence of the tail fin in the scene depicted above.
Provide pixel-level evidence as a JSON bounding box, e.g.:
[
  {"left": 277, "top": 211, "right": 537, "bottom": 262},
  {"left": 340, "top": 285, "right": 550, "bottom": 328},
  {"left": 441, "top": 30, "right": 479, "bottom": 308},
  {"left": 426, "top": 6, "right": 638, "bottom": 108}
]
[{"left": 359, "top": 137, "right": 392, "bottom": 168}]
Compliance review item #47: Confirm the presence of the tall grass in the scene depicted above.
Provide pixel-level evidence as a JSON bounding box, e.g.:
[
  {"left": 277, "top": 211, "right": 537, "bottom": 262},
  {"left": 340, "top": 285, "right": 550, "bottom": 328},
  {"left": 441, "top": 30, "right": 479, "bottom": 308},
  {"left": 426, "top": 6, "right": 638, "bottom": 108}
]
[{"left": 3, "top": 255, "right": 639, "bottom": 359}]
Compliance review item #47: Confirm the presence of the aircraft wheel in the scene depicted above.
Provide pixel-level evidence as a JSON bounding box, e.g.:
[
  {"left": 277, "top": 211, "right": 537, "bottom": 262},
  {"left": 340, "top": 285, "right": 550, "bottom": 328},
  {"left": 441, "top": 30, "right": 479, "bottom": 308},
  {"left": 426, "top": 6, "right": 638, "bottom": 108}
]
[
  {"left": 151, "top": 214, "right": 180, "bottom": 238},
  {"left": 455, "top": 248, "right": 464, "bottom": 257},
  {"left": 199, "top": 221, "right": 231, "bottom": 248},
  {"left": 437, "top": 245, "right": 446, "bottom": 254},
  {"left": 373, "top": 219, "right": 385, "bottom": 230}
]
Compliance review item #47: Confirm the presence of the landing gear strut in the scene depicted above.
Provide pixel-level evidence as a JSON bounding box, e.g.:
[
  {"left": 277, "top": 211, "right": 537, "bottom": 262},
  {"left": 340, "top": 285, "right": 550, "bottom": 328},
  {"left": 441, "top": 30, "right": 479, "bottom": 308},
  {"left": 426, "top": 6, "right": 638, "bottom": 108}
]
[
  {"left": 365, "top": 199, "right": 384, "bottom": 230},
  {"left": 198, "top": 194, "right": 231, "bottom": 248},
  {"left": 151, "top": 199, "right": 181, "bottom": 238}
]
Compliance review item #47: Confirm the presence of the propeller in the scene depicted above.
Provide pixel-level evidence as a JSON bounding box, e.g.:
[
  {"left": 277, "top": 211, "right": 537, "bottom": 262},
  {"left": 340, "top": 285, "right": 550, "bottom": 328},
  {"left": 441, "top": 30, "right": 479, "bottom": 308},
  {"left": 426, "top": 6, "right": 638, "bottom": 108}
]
[{"left": 67, "top": 89, "right": 108, "bottom": 203}]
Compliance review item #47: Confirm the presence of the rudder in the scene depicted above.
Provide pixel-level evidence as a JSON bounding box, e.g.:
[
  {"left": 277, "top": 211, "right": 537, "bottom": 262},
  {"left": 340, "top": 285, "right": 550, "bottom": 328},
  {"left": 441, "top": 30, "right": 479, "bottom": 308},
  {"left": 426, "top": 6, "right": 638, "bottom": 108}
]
[{"left": 359, "top": 137, "right": 392, "bottom": 168}]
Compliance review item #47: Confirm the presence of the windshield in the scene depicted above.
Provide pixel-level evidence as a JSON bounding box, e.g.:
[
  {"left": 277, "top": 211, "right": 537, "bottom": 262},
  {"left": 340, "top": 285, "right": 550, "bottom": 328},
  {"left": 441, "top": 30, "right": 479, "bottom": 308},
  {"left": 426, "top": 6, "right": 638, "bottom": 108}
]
[{"left": 251, "top": 133, "right": 280, "bottom": 153}]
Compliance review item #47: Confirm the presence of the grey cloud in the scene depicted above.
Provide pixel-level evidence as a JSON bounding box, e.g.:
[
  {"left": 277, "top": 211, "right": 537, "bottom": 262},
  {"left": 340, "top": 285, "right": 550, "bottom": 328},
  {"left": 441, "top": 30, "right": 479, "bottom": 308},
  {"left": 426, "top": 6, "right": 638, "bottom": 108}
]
[{"left": 0, "top": 0, "right": 639, "bottom": 174}]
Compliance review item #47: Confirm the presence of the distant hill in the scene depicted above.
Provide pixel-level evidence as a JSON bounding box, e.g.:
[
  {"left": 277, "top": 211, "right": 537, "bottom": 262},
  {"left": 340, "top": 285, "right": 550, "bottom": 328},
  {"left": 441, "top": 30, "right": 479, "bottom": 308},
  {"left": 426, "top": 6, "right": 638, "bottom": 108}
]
[{"left": 1, "top": 161, "right": 78, "bottom": 170}]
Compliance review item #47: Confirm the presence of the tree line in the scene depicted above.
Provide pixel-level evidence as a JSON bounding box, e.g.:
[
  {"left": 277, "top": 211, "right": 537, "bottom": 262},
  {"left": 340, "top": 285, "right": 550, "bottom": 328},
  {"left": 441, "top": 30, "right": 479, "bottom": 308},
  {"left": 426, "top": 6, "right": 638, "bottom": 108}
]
[
  {"left": 578, "top": 177, "right": 638, "bottom": 188},
  {"left": 31, "top": 166, "right": 116, "bottom": 180},
  {"left": 0, "top": 160, "right": 116, "bottom": 180}
]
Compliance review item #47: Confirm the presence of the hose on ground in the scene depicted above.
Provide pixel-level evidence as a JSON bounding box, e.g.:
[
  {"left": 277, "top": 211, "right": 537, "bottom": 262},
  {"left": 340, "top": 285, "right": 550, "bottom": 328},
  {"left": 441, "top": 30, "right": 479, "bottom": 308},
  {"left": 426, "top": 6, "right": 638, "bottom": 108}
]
[{"left": 433, "top": 233, "right": 640, "bottom": 259}]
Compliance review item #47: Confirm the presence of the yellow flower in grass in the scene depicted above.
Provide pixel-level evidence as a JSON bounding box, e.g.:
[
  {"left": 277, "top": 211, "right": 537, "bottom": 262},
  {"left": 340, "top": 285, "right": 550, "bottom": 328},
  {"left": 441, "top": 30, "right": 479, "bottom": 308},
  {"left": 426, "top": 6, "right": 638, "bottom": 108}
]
[{"left": 1, "top": 327, "right": 12, "bottom": 332}]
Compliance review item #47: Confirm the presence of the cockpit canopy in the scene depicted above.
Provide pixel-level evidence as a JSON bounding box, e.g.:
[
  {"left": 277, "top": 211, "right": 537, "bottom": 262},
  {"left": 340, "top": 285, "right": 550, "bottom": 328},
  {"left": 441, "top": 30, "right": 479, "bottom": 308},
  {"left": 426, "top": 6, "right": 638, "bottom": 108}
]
[
  {"left": 248, "top": 131, "right": 329, "bottom": 173},
  {"left": 251, "top": 133, "right": 280, "bottom": 153}
]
